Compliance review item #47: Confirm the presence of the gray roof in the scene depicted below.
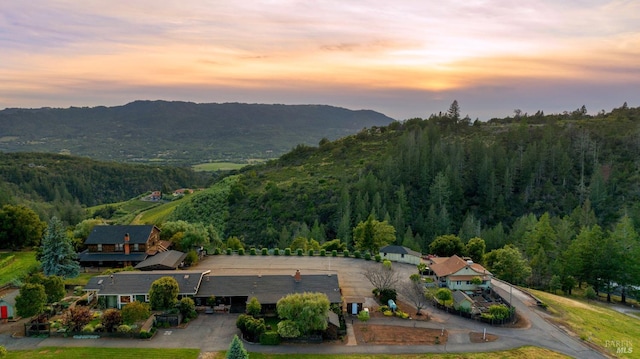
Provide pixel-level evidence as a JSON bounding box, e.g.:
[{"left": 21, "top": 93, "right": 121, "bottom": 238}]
[
  {"left": 78, "top": 250, "right": 148, "bottom": 263},
  {"left": 452, "top": 290, "right": 473, "bottom": 304},
  {"left": 85, "top": 225, "right": 157, "bottom": 245},
  {"left": 196, "top": 273, "right": 341, "bottom": 304},
  {"left": 84, "top": 270, "right": 210, "bottom": 296},
  {"left": 134, "top": 250, "right": 186, "bottom": 270},
  {"left": 379, "top": 245, "right": 422, "bottom": 258}
]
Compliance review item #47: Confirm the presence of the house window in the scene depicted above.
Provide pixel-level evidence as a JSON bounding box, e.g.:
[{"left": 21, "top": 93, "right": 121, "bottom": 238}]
[
  {"left": 401, "top": 253, "right": 405, "bottom": 258},
  {"left": 115, "top": 243, "right": 123, "bottom": 251},
  {"left": 134, "top": 243, "right": 139, "bottom": 251},
  {"left": 466, "top": 281, "right": 471, "bottom": 285},
  {"left": 97, "top": 244, "right": 102, "bottom": 252},
  {"left": 456, "top": 281, "right": 461, "bottom": 285},
  {"left": 135, "top": 295, "right": 146, "bottom": 302},
  {"left": 120, "top": 295, "right": 131, "bottom": 304}
]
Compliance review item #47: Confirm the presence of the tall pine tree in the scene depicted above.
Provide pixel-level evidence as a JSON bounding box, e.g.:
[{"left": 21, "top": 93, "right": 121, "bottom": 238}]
[{"left": 40, "top": 217, "right": 80, "bottom": 278}]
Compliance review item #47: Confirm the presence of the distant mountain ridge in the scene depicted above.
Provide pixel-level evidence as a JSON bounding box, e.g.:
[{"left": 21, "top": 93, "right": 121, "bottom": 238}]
[{"left": 0, "top": 100, "right": 393, "bottom": 164}]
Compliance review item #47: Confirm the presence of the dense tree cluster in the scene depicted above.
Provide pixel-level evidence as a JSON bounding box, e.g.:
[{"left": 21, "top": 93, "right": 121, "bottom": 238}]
[{"left": 0, "top": 152, "right": 211, "bottom": 223}]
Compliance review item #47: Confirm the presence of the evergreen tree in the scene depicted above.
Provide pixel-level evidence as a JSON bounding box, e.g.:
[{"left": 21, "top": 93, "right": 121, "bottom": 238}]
[
  {"left": 40, "top": 217, "right": 80, "bottom": 278},
  {"left": 353, "top": 215, "right": 396, "bottom": 253},
  {"left": 226, "top": 334, "right": 248, "bottom": 359}
]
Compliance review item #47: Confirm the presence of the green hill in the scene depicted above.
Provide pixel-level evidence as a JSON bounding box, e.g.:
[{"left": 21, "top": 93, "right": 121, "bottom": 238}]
[{"left": 166, "top": 104, "right": 640, "bottom": 251}]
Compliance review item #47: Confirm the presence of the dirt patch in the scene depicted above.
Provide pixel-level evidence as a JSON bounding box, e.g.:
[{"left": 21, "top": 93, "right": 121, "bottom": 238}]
[
  {"left": 0, "top": 317, "right": 29, "bottom": 336},
  {"left": 469, "top": 331, "right": 498, "bottom": 343},
  {"left": 353, "top": 323, "right": 447, "bottom": 345}
]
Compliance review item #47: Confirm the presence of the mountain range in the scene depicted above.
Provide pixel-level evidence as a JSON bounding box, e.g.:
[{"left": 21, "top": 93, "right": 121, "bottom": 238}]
[{"left": 0, "top": 100, "right": 393, "bottom": 164}]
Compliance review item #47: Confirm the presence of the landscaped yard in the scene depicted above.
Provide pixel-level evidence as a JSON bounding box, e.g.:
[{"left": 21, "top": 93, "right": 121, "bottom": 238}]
[{"left": 531, "top": 289, "right": 639, "bottom": 358}]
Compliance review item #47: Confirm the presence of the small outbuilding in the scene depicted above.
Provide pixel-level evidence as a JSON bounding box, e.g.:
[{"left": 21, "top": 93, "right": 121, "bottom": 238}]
[
  {"left": 0, "top": 290, "right": 17, "bottom": 320},
  {"left": 378, "top": 245, "right": 422, "bottom": 265}
]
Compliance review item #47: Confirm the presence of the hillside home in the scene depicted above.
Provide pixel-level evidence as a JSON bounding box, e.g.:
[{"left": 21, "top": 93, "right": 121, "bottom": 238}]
[
  {"left": 195, "top": 270, "right": 342, "bottom": 313},
  {"left": 378, "top": 245, "right": 422, "bottom": 265},
  {"left": 78, "top": 225, "right": 171, "bottom": 268},
  {"left": 83, "top": 269, "right": 342, "bottom": 313},
  {"left": 84, "top": 270, "right": 210, "bottom": 309},
  {"left": 428, "top": 255, "right": 492, "bottom": 291}
]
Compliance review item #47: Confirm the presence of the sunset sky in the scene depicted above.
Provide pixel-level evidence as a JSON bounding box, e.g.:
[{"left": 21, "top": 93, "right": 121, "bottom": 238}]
[{"left": 1, "top": 1, "right": 639, "bottom": 120}]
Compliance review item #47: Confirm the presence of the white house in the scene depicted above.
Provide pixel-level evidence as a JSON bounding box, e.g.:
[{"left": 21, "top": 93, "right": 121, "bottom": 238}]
[
  {"left": 429, "top": 255, "right": 492, "bottom": 291},
  {"left": 378, "top": 245, "right": 422, "bottom": 265}
]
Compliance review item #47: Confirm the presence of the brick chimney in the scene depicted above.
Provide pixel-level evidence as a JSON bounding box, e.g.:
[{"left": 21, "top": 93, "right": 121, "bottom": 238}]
[
  {"left": 294, "top": 269, "right": 301, "bottom": 282},
  {"left": 124, "top": 233, "right": 130, "bottom": 255}
]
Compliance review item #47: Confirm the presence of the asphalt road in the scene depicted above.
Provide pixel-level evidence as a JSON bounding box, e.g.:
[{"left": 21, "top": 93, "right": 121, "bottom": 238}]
[{"left": 0, "top": 255, "right": 609, "bottom": 358}]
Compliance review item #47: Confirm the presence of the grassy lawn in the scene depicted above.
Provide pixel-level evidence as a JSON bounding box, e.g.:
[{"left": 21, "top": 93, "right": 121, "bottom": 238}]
[
  {"left": 209, "top": 346, "right": 569, "bottom": 359},
  {"left": 5, "top": 347, "right": 199, "bottom": 359},
  {"left": 531, "top": 289, "right": 639, "bottom": 358},
  {"left": 0, "top": 251, "right": 39, "bottom": 286},
  {"left": 64, "top": 272, "right": 96, "bottom": 286}
]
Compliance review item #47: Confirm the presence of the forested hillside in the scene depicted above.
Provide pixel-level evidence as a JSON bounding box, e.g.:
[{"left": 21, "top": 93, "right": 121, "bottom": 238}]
[
  {"left": 168, "top": 103, "right": 640, "bottom": 295},
  {"left": 0, "top": 152, "right": 211, "bottom": 223},
  {"left": 0, "top": 101, "right": 393, "bottom": 164},
  {"left": 211, "top": 103, "right": 640, "bottom": 247}
]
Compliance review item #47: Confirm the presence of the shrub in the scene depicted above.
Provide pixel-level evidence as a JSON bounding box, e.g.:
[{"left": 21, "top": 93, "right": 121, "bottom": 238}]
[
  {"left": 488, "top": 304, "right": 510, "bottom": 320},
  {"left": 178, "top": 297, "right": 197, "bottom": 320},
  {"left": 117, "top": 324, "right": 131, "bottom": 333},
  {"left": 297, "top": 248, "right": 303, "bottom": 256},
  {"left": 378, "top": 305, "right": 389, "bottom": 312},
  {"left": 246, "top": 297, "right": 261, "bottom": 317},
  {"left": 238, "top": 248, "right": 245, "bottom": 255},
  {"left": 259, "top": 331, "right": 281, "bottom": 345},
  {"left": 122, "top": 301, "right": 151, "bottom": 324},
  {"left": 332, "top": 250, "right": 337, "bottom": 257},
  {"left": 320, "top": 249, "right": 326, "bottom": 257},
  {"left": 184, "top": 250, "right": 199, "bottom": 266},
  {"left": 395, "top": 310, "right": 409, "bottom": 319},
  {"left": 353, "top": 250, "right": 361, "bottom": 259},
  {"left": 74, "top": 286, "right": 84, "bottom": 296},
  {"left": 93, "top": 323, "right": 103, "bottom": 332},
  {"left": 226, "top": 248, "right": 232, "bottom": 255},
  {"left": 364, "top": 252, "right": 371, "bottom": 260},
  {"left": 101, "top": 308, "right": 123, "bottom": 332},
  {"left": 379, "top": 288, "right": 397, "bottom": 304},
  {"left": 213, "top": 247, "right": 221, "bottom": 255},
  {"left": 250, "top": 248, "right": 257, "bottom": 256},
  {"left": 139, "top": 329, "right": 153, "bottom": 339},
  {"left": 236, "top": 314, "right": 265, "bottom": 342},
  {"left": 284, "top": 248, "right": 291, "bottom": 256},
  {"left": 82, "top": 324, "right": 94, "bottom": 332},
  {"left": 62, "top": 305, "right": 92, "bottom": 332},
  {"left": 383, "top": 310, "right": 393, "bottom": 316},
  {"left": 273, "top": 248, "right": 280, "bottom": 256},
  {"left": 308, "top": 249, "right": 314, "bottom": 256},
  {"left": 343, "top": 250, "right": 350, "bottom": 257},
  {"left": 374, "top": 254, "right": 381, "bottom": 262},
  {"left": 261, "top": 248, "right": 268, "bottom": 256}
]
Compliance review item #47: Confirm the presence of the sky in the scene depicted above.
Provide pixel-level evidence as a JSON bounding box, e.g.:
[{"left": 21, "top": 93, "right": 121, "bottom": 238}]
[{"left": 1, "top": 1, "right": 639, "bottom": 121}]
